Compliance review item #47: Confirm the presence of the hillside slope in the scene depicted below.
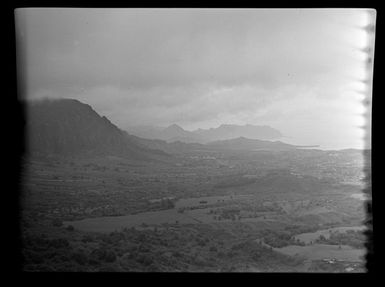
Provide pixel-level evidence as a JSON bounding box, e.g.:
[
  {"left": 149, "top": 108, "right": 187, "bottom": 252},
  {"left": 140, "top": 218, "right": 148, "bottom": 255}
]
[{"left": 25, "top": 98, "right": 168, "bottom": 160}]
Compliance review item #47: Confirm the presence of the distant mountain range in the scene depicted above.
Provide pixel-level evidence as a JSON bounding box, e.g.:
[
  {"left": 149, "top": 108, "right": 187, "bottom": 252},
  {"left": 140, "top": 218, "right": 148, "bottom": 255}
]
[
  {"left": 25, "top": 98, "right": 168, "bottom": 160},
  {"left": 126, "top": 123, "right": 283, "bottom": 143},
  {"left": 132, "top": 136, "right": 305, "bottom": 154},
  {"left": 25, "top": 98, "right": 308, "bottom": 160},
  {"left": 205, "top": 137, "right": 299, "bottom": 151}
]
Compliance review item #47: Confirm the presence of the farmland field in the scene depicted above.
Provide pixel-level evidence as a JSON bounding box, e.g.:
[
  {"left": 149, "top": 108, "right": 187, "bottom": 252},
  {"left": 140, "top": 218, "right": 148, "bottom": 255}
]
[
  {"left": 275, "top": 244, "right": 365, "bottom": 262},
  {"left": 20, "top": 148, "right": 369, "bottom": 272},
  {"left": 64, "top": 209, "right": 198, "bottom": 232}
]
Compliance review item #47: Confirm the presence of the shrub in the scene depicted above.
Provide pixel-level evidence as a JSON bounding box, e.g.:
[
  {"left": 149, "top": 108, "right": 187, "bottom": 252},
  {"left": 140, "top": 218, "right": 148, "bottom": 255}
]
[
  {"left": 52, "top": 218, "right": 63, "bottom": 227},
  {"left": 138, "top": 244, "right": 150, "bottom": 252},
  {"left": 89, "top": 248, "right": 116, "bottom": 263},
  {"left": 27, "top": 250, "right": 45, "bottom": 264},
  {"left": 172, "top": 251, "right": 182, "bottom": 258},
  {"left": 36, "top": 263, "right": 56, "bottom": 272},
  {"left": 137, "top": 254, "right": 153, "bottom": 266},
  {"left": 72, "top": 250, "right": 88, "bottom": 265},
  {"left": 121, "top": 252, "right": 133, "bottom": 261},
  {"left": 101, "top": 234, "right": 113, "bottom": 244},
  {"left": 104, "top": 250, "right": 117, "bottom": 263},
  {"left": 81, "top": 234, "right": 94, "bottom": 243},
  {"left": 66, "top": 225, "right": 75, "bottom": 231},
  {"left": 109, "top": 231, "right": 125, "bottom": 244},
  {"left": 98, "top": 265, "right": 119, "bottom": 272},
  {"left": 49, "top": 238, "right": 69, "bottom": 249},
  {"left": 147, "top": 263, "right": 161, "bottom": 272},
  {"left": 197, "top": 239, "right": 206, "bottom": 246},
  {"left": 209, "top": 246, "right": 218, "bottom": 252},
  {"left": 89, "top": 248, "right": 105, "bottom": 264}
]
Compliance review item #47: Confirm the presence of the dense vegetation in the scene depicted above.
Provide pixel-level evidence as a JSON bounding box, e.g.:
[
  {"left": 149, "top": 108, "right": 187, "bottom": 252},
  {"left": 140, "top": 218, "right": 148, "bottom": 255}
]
[{"left": 22, "top": 223, "right": 304, "bottom": 272}]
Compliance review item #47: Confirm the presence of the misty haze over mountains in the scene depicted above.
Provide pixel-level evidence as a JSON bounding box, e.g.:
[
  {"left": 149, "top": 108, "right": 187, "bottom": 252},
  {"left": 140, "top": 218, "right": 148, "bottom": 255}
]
[
  {"left": 25, "top": 98, "right": 307, "bottom": 159},
  {"left": 127, "top": 124, "right": 283, "bottom": 144}
]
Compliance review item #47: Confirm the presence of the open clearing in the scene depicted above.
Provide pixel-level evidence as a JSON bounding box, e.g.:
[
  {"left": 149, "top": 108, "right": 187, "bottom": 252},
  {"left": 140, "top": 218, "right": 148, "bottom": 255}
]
[
  {"left": 275, "top": 244, "right": 365, "bottom": 261},
  {"left": 294, "top": 226, "right": 366, "bottom": 244},
  {"left": 350, "top": 193, "right": 368, "bottom": 201},
  {"left": 175, "top": 194, "right": 254, "bottom": 208},
  {"left": 65, "top": 193, "right": 281, "bottom": 232},
  {"left": 64, "top": 191, "right": 364, "bottom": 233},
  {"left": 65, "top": 205, "right": 275, "bottom": 232},
  {"left": 64, "top": 209, "right": 198, "bottom": 232}
]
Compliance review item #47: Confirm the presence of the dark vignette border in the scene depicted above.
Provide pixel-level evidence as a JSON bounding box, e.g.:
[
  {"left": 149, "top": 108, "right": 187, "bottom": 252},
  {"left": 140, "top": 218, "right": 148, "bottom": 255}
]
[{"left": 5, "top": 0, "right": 382, "bottom": 284}]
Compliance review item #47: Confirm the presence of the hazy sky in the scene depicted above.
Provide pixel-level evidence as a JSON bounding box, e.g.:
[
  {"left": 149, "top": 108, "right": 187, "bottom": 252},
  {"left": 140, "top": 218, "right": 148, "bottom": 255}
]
[{"left": 15, "top": 8, "right": 374, "bottom": 149}]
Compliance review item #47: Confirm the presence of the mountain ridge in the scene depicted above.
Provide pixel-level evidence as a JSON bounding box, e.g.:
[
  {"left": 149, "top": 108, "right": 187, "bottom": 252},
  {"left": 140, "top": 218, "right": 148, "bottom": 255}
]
[
  {"left": 25, "top": 98, "right": 168, "bottom": 161},
  {"left": 25, "top": 98, "right": 313, "bottom": 159},
  {"left": 205, "top": 137, "right": 298, "bottom": 151},
  {"left": 126, "top": 123, "right": 283, "bottom": 143}
]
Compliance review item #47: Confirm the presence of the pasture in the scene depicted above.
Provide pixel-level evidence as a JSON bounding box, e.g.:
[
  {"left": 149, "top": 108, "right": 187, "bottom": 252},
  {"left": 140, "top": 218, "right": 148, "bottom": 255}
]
[
  {"left": 64, "top": 209, "right": 197, "bottom": 232},
  {"left": 294, "top": 226, "right": 366, "bottom": 244},
  {"left": 275, "top": 244, "right": 365, "bottom": 262}
]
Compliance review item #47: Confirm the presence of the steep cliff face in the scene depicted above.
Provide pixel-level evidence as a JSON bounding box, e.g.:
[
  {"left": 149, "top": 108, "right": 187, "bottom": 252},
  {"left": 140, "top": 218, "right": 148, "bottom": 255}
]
[{"left": 25, "top": 98, "right": 167, "bottom": 160}]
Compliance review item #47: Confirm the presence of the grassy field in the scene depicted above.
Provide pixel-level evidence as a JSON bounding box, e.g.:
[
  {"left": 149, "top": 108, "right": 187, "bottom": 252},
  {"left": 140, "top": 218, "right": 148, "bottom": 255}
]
[
  {"left": 294, "top": 226, "right": 366, "bottom": 244},
  {"left": 64, "top": 209, "right": 198, "bottom": 232},
  {"left": 275, "top": 244, "right": 366, "bottom": 262}
]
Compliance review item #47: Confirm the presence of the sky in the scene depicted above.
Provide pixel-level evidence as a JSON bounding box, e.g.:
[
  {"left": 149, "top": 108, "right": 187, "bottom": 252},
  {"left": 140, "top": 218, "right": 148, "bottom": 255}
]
[{"left": 15, "top": 8, "right": 375, "bottom": 149}]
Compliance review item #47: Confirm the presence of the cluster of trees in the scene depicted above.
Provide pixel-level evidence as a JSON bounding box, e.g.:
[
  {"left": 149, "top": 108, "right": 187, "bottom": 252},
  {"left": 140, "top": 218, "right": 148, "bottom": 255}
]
[
  {"left": 213, "top": 207, "right": 241, "bottom": 221},
  {"left": 21, "top": 228, "right": 174, "bottom": 271},
  {"left": 23, "top": 235, "right": 85, "bottom": 271},
  {"left": 284, "top": 224, "right": 319, "bottom": 235},
  {"left": 260, "top": 230, "right": 301, "bottom": 248},
  {"left": 159, "top": 198, "right": 175, "bottom": 209},
  {"left": 316, "top": 230, "right": 365, "bottom": 248},
  {"left": 22, "top": 220, "right": 308, "bottom": 272}
]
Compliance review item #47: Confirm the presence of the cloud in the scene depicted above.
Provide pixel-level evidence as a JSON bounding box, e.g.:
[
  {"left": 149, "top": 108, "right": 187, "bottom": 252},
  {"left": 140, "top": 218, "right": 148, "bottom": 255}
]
[
  {"left": 19, "top": 9, "right": 368, "bottom": 91},
  {"left": 17, "top": 8, "right": 373, "bottom": 149}
]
